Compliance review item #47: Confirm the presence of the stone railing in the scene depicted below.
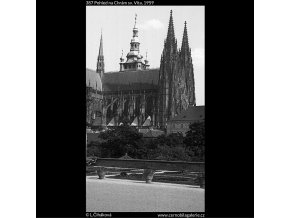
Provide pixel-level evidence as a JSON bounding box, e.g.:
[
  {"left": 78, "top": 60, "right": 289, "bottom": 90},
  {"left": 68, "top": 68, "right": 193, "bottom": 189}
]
[{"left": 86, "top": 157, "right": 205, "bottom": 188}]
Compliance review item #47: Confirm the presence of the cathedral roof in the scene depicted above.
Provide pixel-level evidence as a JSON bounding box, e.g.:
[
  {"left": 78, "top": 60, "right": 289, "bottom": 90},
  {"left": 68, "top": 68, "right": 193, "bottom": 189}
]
[
  {"left": 168, "top": 106, "right": 205, "bottom": 122},
  {"left": 102, "top": 68, "right": 159, "bottom": 92},
  {"left": 86, "top": 68, "right": 102, "bottom": 91}
]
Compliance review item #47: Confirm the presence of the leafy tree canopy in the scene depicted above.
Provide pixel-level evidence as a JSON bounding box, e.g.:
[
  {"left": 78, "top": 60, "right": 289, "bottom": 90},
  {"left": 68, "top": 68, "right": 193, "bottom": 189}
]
[{"left": 184, "top": 122, "right": 205, "bottom": 160}]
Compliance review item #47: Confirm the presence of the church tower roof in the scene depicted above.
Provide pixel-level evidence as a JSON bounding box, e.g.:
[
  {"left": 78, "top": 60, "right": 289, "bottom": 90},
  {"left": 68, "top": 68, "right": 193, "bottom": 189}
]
[
  {"left": 166, "top": 10, "right": 176, "bottom": 46},
  {"left": 181, "top": 21, "right": 190, "bottom": 56},
  {"left": 120, "top": 14, "right": 150, "bottom": 71},
  {"left": 98, "top": 30, "right": 103, "bottom": 57},
  {"left": 96, "top": 30, "right": 105, "bottom": 79},
  {"left": 163, "top": 10, "right": 177, "bottom": 56}
]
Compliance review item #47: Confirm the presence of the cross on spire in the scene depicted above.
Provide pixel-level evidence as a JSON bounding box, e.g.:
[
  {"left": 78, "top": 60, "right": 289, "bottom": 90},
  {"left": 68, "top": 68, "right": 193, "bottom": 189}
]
[{"left": 96, "top": 30, "right": 104, "bottom": 78}]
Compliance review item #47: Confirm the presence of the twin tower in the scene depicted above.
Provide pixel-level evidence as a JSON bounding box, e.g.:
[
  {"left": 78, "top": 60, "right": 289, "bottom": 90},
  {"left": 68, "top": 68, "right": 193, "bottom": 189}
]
[{"left": 93, "top": 10, "right": 196, "bottom": 128}]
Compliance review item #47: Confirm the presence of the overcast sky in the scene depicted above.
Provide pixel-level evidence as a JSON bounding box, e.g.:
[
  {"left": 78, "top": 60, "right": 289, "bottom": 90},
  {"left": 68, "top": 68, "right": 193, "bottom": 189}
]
[{"left": 86, "top": 6, "right": 204, "bottom": 105}]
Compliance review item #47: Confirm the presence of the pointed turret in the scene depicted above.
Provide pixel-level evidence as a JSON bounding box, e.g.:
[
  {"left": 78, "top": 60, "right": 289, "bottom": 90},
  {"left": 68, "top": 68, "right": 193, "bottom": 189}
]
[
  {"left": 119, "top": 50, "right": 125, "bottom": 71},
  {"left": 166, "top": 10, "right": 176, "bottom": 45},
  {"left": 162, "top": 10, "right": 177, "bottom": 58},
  {"left": 144, "top": 51, "right": 150, "bottom": 69},
  {"left": 98, "top": 31, "right": 103, "bottom": 56},
  {"left": 96, "top": 31, "right": 105, "bottom": 78},
  {"left": 181, "top": 21, "right": 190, "bottom": 57},
  {"left": 179, "top": 21, "right": 196, "bottom": 107}
]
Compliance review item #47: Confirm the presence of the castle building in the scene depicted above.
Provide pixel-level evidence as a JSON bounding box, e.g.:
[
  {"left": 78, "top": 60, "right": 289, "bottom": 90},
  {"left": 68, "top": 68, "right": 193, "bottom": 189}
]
[{"left": 86, "top": 10, "right": 196, "bottom": 129}]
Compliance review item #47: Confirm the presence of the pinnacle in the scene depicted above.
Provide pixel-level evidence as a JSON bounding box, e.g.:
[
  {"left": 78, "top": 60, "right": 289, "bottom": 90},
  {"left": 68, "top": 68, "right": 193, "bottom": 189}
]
[
  {"left": 98, "top": 32, "right": 104, "bottom": 57},
  {"left": 181, "top": 21, "right": 189, "bottom": 47},
  {"left": 183, "top": 21, "right": 188, "bottom": 35},
  {"left": 166, "top": 10, "right": 176, "bottom": 44},
  {"left": 181, "top": 21, "right": 190, "bottom": 57},
  {"left": 97, "top": 30, "right": 105, "bottom": 74}
]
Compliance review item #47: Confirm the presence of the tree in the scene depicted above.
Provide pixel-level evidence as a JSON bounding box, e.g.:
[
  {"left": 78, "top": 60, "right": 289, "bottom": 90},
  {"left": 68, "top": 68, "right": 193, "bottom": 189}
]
[
  {"left": 155, "top": 132, "right": 184, "bottom": 147},
  {"left": 184, "top": 122, "right": 205, "bottom": 160},
  {"left": 87, "top": 141, "right": 102, "bottom": 157},
  {"left": 98, "top": 125, "right": 143, "bottom": 158}
]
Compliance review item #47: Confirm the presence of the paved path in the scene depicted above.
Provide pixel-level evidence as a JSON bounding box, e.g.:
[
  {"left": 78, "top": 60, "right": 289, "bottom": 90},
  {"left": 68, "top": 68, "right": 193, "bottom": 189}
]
[{"left": 86, "top": 177, "right": 204, "bottom": 212}]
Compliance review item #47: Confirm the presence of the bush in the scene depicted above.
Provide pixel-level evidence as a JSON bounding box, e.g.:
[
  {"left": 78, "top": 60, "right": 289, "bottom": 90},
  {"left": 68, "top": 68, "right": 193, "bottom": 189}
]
[
  {"left": 88, "top": 122, "right": 204, "bottom": 161},
  {"left": 87, "top": 142, "right": 102, "bottom": 157},
  {"left": 184, "top": 122, "right": 205, "bottom": 160},
  {"left": 97, "top": 125, "right": 143, "bottom": 158}
]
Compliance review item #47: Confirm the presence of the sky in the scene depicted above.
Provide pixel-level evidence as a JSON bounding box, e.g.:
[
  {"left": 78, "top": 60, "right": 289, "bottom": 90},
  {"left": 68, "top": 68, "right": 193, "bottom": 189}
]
[{"left": 86, "top": 6, "right": 204, "bottom": 105}]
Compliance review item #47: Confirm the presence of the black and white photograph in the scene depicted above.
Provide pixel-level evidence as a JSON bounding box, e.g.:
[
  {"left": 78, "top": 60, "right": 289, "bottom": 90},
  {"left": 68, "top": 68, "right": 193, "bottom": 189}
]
[
  {"left": 32, "top": 0, "right": 255, "bottom": 217},
  {"left": 86, "top": 5, "right": 205, "bottom": 213}
]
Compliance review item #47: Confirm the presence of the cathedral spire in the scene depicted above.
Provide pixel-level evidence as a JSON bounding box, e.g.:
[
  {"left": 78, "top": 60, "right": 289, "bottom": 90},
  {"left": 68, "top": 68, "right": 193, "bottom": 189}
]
[
  {"left": 181, "top": 21, "right": 190, "bottom": 56},
  {"left": 166, "top": 10, "right": 176, "bottom": 45},
  {"left": 96, "top": 31, "right": 104, "bottom": 78},
  {"left": 162, "top": 10, "right": 177, "bottom": 57},
  {"left": 158, "top": 10, "right": 178, "bottom": 128},
  {"left": 98, "top": 30, "right": 103, "bottom": 57}
]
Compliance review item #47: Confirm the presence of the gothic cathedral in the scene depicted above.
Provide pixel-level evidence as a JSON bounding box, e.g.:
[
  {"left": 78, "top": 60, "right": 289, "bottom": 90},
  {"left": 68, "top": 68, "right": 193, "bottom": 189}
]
[{"left": 86, "top": 10, "right": 196, "bottom": 129}]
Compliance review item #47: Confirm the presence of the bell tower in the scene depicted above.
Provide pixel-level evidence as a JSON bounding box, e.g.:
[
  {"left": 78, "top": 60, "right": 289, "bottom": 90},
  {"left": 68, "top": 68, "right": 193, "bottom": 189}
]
[
  {"left": 119, "top": 14, "right": 150, "bottom": 72},
  {"left": 158, "top": 10, "right": 178, "bottom": 128},
  {"left": 180, "top": 21, "right": 196, "bottom": 106}
]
